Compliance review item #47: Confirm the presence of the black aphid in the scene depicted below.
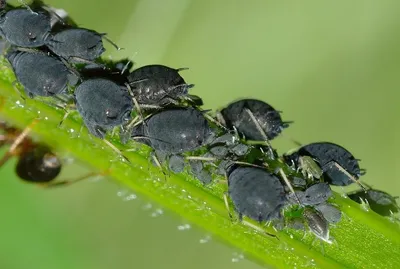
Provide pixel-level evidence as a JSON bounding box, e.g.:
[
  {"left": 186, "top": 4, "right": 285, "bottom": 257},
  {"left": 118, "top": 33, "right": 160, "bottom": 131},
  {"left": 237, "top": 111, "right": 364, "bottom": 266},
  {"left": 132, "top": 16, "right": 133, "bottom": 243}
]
[
  {"left": 284, "top": 142, "right": 365, "bottom": 187},
  {"left": 227, "top": 165, "right": 287, "bottom": 222},
  {"left": 348, "top": 189, "right": 399, "bottom": 216},
  {"left": 218, "top": 99, "right": 289, "bottom": 141},
  {"left": 127, "top": 64, "right": 201, "bottom": 108},
  {"left": 0, "top": 8, "right": 51, "bottom": 47},
  {"left": 6, "top": 49, "right": 77, "bottom": 97},
  {"left": 75, "top": 78, "right": 133, "bottom": 138},
  {"left": 45, "top": 28, "right": 106, "bottom": 62},
  {"left": 287, "top": 183, "right": 332, "bottom": 206},
  {"left": 130, "top": 107, "right": 213, "bottom": 154}
]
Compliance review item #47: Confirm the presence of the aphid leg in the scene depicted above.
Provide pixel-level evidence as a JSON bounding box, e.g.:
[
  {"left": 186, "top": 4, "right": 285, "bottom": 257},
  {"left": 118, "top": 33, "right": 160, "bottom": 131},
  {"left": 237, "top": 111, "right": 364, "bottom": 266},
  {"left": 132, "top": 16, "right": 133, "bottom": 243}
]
[
  {"left": 151, "top": 152, "right": 167, "bottom": 181},
  {"left": 0, "top": 119, "right": 38, "bottom": 167},
  {"left": 58, "top": 110, "right": 71, "bottom": 128},
  {"left": 68, "top": 56, "right": 97, "bottom": 65},
  {"left": 324, "top": 161, "right": 367, "bottom": 191},
  {"left": 101, "top": 34, "right": 123, "bottom": 51},
  {"left": 223, "top": 192, "right": 233, "bottom": 220},
  {"left": 244, "top": 108, "right": 275, "bottom": 158},
  {"left": 18, "top": 0, "right": 38, "bottom": 15},
  {"left": 279, "top": 168, "right": 301, "bottom": 204},
  {"left": 241, "top": 220, "right": 279, "bottom": 239},
  {"left": 42, "top": 170, "right": 110, "bottom": 188},
  {"left": 103, "top": 139, "right": 131, "bottom": 164},
  {"left": 11, "top": 81, "right": 26, "bottom": 101}
]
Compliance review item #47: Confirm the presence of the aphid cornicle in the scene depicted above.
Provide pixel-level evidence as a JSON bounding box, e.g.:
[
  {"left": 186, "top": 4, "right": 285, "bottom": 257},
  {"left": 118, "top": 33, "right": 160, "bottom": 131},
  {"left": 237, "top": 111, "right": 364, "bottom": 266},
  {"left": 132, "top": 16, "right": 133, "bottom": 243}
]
[
  {"left": 0, "top": 8, "right": 51, "bottom": 47},
  {"left": 130, "top": 107, "right": 213, "bottom": 154},
  {"left": 227, "top": 165, "right": 287, "bottom": 222},
  {"left": 284, "top": 142, "right": 365, "bottom": 187},
  {"left": 127, "top": 64, "right": 201, "bottom": 108},
  {"left": 6, "top": 49, "right": 77, "bottom": 97},
  {"left": 218, "top": 99, "right": 290, "bottom": 141},
  {"left": 74, "top": 78, "right": 133, "bottom": 139}
]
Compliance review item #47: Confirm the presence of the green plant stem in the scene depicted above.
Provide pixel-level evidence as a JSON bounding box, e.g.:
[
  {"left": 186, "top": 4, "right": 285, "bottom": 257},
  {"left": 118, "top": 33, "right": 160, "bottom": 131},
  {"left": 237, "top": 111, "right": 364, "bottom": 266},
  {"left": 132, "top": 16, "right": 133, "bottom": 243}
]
[{"left": 0, "top": 65, "right": 399, "bottom": 269}]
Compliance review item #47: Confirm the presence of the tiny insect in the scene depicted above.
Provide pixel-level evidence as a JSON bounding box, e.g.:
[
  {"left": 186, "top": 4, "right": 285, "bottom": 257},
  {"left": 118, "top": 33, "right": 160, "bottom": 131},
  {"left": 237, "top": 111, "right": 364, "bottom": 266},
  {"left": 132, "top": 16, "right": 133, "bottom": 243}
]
[
  {"left": 130, "top": 107, "right": 213, "bottom": 154},
  {"left": 284, "top": 142, "right": 366, "bottom": 188},
  {"left": 302, "top": 207, "right": 333, "bottom": 244},
  {"left": 6, "top": 49, "right": 77, "bottom": 98},
  {"left": 348, "top": 188, "right": 399, "bottom": 217},
  {"left": 0, "top": 8, "right": 51, "bottom": 47},
  {"left": 45, "top": 28, "right": 119, "bottom": 62},
  {"left": 217, "top": 99, "right": 290, "bottom": 142},
  {"left": 226, "top": 165, "right": 287, "bottom": 222},
  {"left": 315, "top": 203, "right": 342, "bottom": 224},
  {"left": 74, "top": 78, "right": 133, "bottom": 139},
  {"left": 0, "top": 119, "right": 97, "bottom": 186},
  {"left": 127, "top": 64, "right": 201, "bottom": 109}
]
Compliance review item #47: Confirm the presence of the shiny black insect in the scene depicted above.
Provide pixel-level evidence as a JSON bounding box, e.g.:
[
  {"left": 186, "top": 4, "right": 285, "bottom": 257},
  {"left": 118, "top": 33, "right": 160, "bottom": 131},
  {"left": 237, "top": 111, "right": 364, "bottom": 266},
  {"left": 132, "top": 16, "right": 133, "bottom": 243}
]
[
  {"left": 284, "top": 142, "right": 365, "bottom": 187},
  {"left": 75, "top": 78, "right": 133, "bottom": 138},
  {"left": 130, "top": 107, "right": 213, "bottom": 154},
  {"left": 348, "top": 189, "right": 399, "bottom": 217},
  {"left": 0, "top": 119, "right": 102, "bottom": 186},
  {"left": 0, "top": 8, "right": 51, "bottom": 47},
  {"left": 227, "top": 165, "right": 287, "bottom": 222},
  {"left": 218, "top": 99, "right": 290, "bottom": 141},
  {"left": 6, "top": 49, "right": 77, "bottom": 98},
  {"left": 45, "top": 28, "right": 107, "bottom": 62},
  {"left": 127, "top": 64, "right": 201, "bottom": 109}
]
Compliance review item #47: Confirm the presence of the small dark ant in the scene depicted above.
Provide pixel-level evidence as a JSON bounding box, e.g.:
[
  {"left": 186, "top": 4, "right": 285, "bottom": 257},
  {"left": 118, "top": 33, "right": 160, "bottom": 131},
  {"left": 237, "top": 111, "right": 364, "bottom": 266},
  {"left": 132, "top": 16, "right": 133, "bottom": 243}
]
[{"left": 0, "top": 119, "right": 103, "bottom": 186}]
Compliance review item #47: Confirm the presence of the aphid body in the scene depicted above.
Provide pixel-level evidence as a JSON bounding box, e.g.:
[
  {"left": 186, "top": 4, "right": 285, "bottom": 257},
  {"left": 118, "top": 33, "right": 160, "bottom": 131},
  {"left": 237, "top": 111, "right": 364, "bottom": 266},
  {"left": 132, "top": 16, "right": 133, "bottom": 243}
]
[
  {"left": 6, "top": 49, "right": 75, "bottom": 97},
  {"left": 127, "top": 64, "right": 198, "bottom": 108},
  {"left": 75, "top": 78, "right": 133, "bottom": 138},
  {"left": 227, "top": 166, "right": 287, "bottom": 222},
  {"left": 131, "top": 107, "right": 212, "bottom": 154},
  {"left": 45, "top": 28, "right": 105, "bottom": 62},
  {"left": 0, "top": 8, "right": 51, "bottom": 47},
  {"left": 219, "top": 99, "right": 288, "bottom": 141}
]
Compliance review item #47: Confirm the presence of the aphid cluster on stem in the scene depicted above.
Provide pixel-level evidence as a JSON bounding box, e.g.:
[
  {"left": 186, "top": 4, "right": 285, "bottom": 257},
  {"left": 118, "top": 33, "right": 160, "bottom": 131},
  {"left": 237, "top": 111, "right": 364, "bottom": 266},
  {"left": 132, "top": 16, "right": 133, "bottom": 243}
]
[{"left": 0, "top": 0, "right": 398, "bottom": 249}]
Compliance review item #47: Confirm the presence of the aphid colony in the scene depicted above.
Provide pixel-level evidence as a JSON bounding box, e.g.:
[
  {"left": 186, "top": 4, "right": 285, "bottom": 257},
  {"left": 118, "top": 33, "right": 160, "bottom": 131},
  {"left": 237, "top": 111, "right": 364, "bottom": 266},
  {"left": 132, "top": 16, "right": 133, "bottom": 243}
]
[{"left": 0, "top": 0, "right": 398, "bottom": 244}]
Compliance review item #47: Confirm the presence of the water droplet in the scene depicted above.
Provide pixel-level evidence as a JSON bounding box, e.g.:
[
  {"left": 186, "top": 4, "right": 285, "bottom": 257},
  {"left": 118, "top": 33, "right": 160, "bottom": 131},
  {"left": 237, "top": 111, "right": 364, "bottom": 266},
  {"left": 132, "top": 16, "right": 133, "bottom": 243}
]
[
  {"left": 177, "top": 224, "right": 191, "bottom": 231},
  {"left": 231, "top": 252, "right": 244, "bottom": 263},
  {"left": 199, "top": 235, "right": 211, "bottom": 244},
  {"left": 123, "top": 194, "right": 137, "bottom": 201},
  {"left": 151, "top": 208, "right": 163, "bottom": 217}
]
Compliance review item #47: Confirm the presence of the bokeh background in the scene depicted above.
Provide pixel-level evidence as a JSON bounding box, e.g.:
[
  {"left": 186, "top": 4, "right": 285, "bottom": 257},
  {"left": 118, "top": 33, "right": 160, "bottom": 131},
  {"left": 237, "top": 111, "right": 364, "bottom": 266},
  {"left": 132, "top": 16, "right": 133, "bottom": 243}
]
[{"left": 1, "top": 0, "right": 399, "bottom": 268}]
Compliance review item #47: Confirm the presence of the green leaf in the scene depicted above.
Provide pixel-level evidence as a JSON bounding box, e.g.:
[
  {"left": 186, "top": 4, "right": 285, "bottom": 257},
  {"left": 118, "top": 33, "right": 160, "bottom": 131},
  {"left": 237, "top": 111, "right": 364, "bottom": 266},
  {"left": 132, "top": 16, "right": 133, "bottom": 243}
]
[{"left": 0, "top": 60, "right": 399, "bottom": 269}]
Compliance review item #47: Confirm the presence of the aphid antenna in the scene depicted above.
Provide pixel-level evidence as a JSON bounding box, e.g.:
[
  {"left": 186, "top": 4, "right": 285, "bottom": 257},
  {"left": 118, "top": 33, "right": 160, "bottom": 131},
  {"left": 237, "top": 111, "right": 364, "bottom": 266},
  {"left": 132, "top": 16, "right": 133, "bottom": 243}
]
[
  {"left": 120, "top": 60, "right": 132, "bottom": 75},
  {"left": 244, "top": 107, "right": 275, "bottom": 158},
  {"left": 102, "top": 139, "right": 131, "bottom": 164},
  {"left": 280, "top": 132, "right": 303, "bottom": 147},
  {"left": 11, "top": 80, "right": 27, "bottom": 101},
  {"left": 0, "top": 119, "right": 38, "bottom": 167},
  {"left": 202, "top": 113, "right": 229, "bottom": 131},
  {"left": 18, "top": 0, "right": 38, "bottom": 15},
  {"left": 150, "top": 153, "right": 168, "bottom": 181},
  {"left": 325, "top": 161, "right": 368, "bottom": 192},
  {"left": 100, "top": 33, "right": 123, "bottom": 51}
]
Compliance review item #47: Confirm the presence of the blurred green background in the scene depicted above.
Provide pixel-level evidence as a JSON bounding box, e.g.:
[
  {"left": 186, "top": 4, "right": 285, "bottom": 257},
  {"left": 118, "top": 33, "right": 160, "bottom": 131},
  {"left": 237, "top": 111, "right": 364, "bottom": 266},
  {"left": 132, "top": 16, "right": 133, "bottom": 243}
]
[{"left": 1, "top": 0, "right": 399, "bottom": 268}]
